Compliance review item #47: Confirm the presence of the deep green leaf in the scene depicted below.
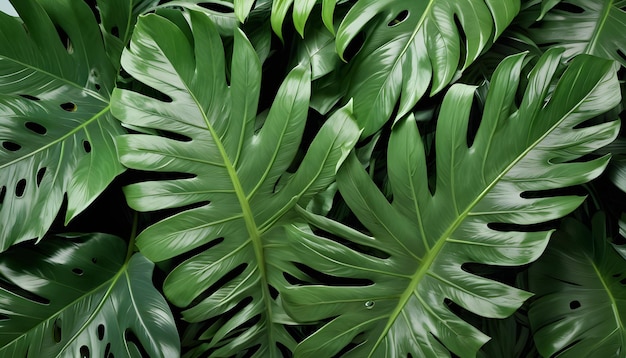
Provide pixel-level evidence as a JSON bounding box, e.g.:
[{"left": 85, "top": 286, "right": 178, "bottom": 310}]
[
  {"left": 111, "top": 11, "right": 360, "bottom": 356},
  {"left": 0, "top": 0, "right": 125, "bottom": 251},
  {"left": 275, "top": 49, "right": 620, "bottom": 357},
  {"left": 528, "top": 214, "right": 626, "bottom": 357},
  {"left": 530, "top": 0, "right": 626, "bottom": 66},
  {"left": 0, "top": 234, "right": 179, "bottom": 357},
  {"left": 336, "top": 0, "right": 520, "bottom": 137}
]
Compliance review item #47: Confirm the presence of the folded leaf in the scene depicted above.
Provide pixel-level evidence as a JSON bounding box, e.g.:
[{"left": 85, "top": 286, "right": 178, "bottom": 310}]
[
  {"left": 111, "top": 11, "right": 360, "bottom": 356},
  {"left": 0, "top": 234, "right": 179, "bottom": 357},
  {"left": 277, "top": 49, "right": 621, "bottom": 357},
  {"left": 0, "top": 0, "right": 126, "bottom": 250}
]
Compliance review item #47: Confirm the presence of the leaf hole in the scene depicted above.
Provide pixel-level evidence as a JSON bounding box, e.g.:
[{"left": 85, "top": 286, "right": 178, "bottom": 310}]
[
  {"left": 72, "top": 268, "right": 84, "bottom": 276},
  {"left": 617, "top": 49, "right": 626, "bottom": 63},
  {"left": 19, "top": 94, "right": 40, "bottom": 101},
  {"left": 2, "top": 141, "right": 21, "bottom": 151},
  {"left": 553, "top": 2, "right": 585, "bottom": 14},
  {"left": 15, "top": 179, "right": 26, "bottom": 197},
  {"left": 97, "top": 324, "right": 105, "bottom": 340},
  {"left": 620, "top": 278, "right": 626, "bottom": 285},
  {"left": 276, "top": 342, "right": 290, "bottom": 356},
  {"left": 198, "top": 2, "right": 234, "bottom": 13},
  {"left": 83, "top": 140, "right": 92, "bottom": 153},
  {"left": 569, "top": 300, "right": 581, "bottom": 309},
  {"left": 79, "top": 345, "right": 89, "bottom": 358},
  {"left": 60, "top": 102, "right": 77, "bottom": 112},
  {"left": 55, "top": 26, "right": 73, "bottom": 54},
  {"left": 613, "top": 273, "right": 622, "bottom": 278},
  {"left": 111, "top": 26, "right": 120, "bottom": 38},
  {"left": 104, "top": 343, "right": 112, "bottom": 358},
  {"left": 53, "top": 318, "right": 62, "bottom": 342},
  {"left": 157, "top": 129, "right": 192, "bottom": 142},
  {"left": 36, "top": 167, "right": 46, "bottom": 187},
  {"left": 25, "top": 121, "right": 47, "bottom": 135},
  {"left": 388, "top": 10, "right": 409, "bottom": 27},
  {"left": 0, "top": 186, "right": 6, "bottom": 205},
  {"left": 124, "top": 329, "right": 149, "bottom": 357},
  {"left": 454, "top": 14, "right": 468, "bottom": 64},
  {"left": 343, "top": 32, "right": 366, "bottom": 62},
  {"left": 0, "top": 276, "right": 49, "bottom": 304},
  {"left": 94, "top": 83, "right": 101, "bottom": 90},
  {"left": 92, "top": 257, "right": 98, "bottom": 263}
]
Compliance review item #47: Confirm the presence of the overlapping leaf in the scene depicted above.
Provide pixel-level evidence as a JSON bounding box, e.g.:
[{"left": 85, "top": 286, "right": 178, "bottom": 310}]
[
  {"left": 0, "top": 0, "right": 126, "bottom": 251},
  {"left": 274, "top": 49, "right": 621, "bottom": 356},
  {"left": 111, "top": 11, "right": 359, "bottom": 356},
  {"left": 530, "top": 0, "right": 626, "bottom": 66},
  {"left": 335, "top": 0, "right": 520, "bottom": 137},
  {"left": 0, "top": 234, "right": 179, "bottom": 357},
  {"left": 528, "top": 214, "right": 626, "bottom": 357}
]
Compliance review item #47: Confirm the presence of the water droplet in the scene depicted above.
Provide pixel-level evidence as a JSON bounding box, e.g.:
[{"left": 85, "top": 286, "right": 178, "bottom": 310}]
[{"left": 365, "top": 300, "right": 375, "bottom": 309}]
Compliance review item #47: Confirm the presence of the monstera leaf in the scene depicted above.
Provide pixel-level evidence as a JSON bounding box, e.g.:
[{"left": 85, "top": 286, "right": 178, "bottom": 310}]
[
  {"left": 96, "top": 0, "right": 160, "bottom": 69},
  {"left": 529, "top": 0, "right": 626, "bottom": 67},
  {"left": 335, "top": 0, "right": 520, "bottom": 137},
  {"left": 528, "top": 214, "right": 626, "bottom": 357},
  {"left": 270, "top": 0, "right": 339, "bottom": 38},
  {"left": 0, "top": 233, "right": 179, "bottom": 357},
  {"left": 111, "top": 11, "right": 359, "bottom": 356},
  {"left": 0, "top": 0, "right": 126, "bottom": 251},
  {"left": 273, "top": 49, "right": 621, "bottom": 356}
]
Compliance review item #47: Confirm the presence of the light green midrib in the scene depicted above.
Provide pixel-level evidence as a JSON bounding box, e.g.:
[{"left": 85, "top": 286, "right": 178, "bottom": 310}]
[
  {"left": 0, "top": 104, "right": 111, "bottom": 170},
  {"left": 590, "top": 260, "right": 626, "bottom": 340},
  {"left": 183, "top": 82, "right": 276, "bottom": 347},
  {"left": 367, "top": 67, "right": 607, "bottom": 356},
  {"left": 585, "top": 0, "right": 613, "bottom": 55}
]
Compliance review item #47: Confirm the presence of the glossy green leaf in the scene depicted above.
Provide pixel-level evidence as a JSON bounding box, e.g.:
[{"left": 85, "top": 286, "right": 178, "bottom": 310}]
[
  {"left": 530, "top": 0, "right": 626, "bottom": 66},
  {"left": 0, "top": 0, "right": 125, "bottom": 251},
  {"left": 276, "top": 49, "right": 621, "bottom": 357},
  {"left": 528, "top": 214, "right": 626, "bottom": 357},
  {"left": 111, "top": 11, "right": 360, "bottom": 356},
  {"left": 96, "top": 0, "right": 160, "bottom": 69},
  {"left": 336, "top": 0, "right": 520, "bottom": 137},
  {"left": 0, "top": 234, "right": 179, "bottom": 357},
  {"left": 271, "top": 0, "right": 338, "bottom": 39}
]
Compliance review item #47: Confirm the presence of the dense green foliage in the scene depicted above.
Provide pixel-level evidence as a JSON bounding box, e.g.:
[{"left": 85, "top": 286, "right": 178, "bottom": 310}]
[{"left": 0, "top": 0, "right": 624, "bottom": 357}]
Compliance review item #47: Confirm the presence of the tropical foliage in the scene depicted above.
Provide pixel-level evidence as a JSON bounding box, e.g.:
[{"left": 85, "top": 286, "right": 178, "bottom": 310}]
[{"left": 0, "top": 0, "right": 624, "bottom": 357}]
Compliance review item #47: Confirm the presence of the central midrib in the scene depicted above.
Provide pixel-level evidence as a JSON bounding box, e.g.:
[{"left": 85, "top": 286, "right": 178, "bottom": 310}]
[{"left": 367, "top": 68, "right": 606, "bottom": 355}]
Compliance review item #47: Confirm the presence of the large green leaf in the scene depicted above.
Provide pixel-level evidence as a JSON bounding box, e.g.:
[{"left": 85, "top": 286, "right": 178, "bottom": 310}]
[
  {"left": 0, "top": 0, "right": 125, "bottom": 250},
  {"left": 530, "top": 0, "right": 626, "bottom": 66},
  {"left": 0, "top": 233, "right": 179, "bottom": 357},
  {"left": 528, "top": 214, "right": 626, "bottom": 357},
  {"left": 111, "top": 11, "right": 359, "bottom": 356},
  {"left": 274, "top": 49, "right": 621, "bottom": 357},
  {"left": 335, "top": 0, "right": 520, "bottom": 137}
]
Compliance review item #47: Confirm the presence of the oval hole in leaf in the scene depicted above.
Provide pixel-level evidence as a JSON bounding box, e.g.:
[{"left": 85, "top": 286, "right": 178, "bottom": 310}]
[
  {"left": 97, "top": 324, "right": 105, "bottom": 340},
  {"left": 36, "top": 167, "right": 46, "bottom": 187},
  {"left": 53, "top": 318, "right": 62, "bottom": 342},
  {"left": 72, "top": 268, "right": 84, "bottom": 276},
  {"left": 613, "top": 273, "right": 622, "bottom": 278},
  {"left": 125, "top": 329, "right": 150, "bottom": 357},
  {"left": 104, "top": 343, "right": 112, "bottom": 358},
  {"left": 111, "top": 26, "right": 120, "bottom": 38},
  {"left": 198, "top": 2, "right": 234, "bottom": 13},
  {"left": 25, "top": 121, "right": 47, "bottom": 135},
  {"left": 83, "top": 140, "right": 92, "bottom": 153},
  {"left": 387, "top": 10, "right": 409, "bottom": 27},
  {"left": 19, "top": 94, "right": 40, "bottom": 101},
  {"left": 620, "top": 278, "right": 626, "bottom": 285},
  {"left": 343, "top": 32, "right": 366, "bottom": 62},
  {"left": 15, "top": 179, "right": 26, "bottom": 197},
  {"left": 95, "top": 83, "right": 101, "bottom": 90},
  {"left": 79, "top": 345, "right": 89, "bottom": 358},
  {"left": 0, "top": 186, "right": 6, "bottom": 204},
  {"left": 55, "top": 26, "right": 73, "bottom": 54},
  {"left": 60, "top": 102, "right": 77, "bottom": 112},
  {"left": 3, "top": 141, "right": 21, "bottom": 151},
  {"left": 91, "top": 257, "right": 98, "bottom": 264},
  {"left": 569, "top": 300, "right": 581, "bottom": 309}
]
